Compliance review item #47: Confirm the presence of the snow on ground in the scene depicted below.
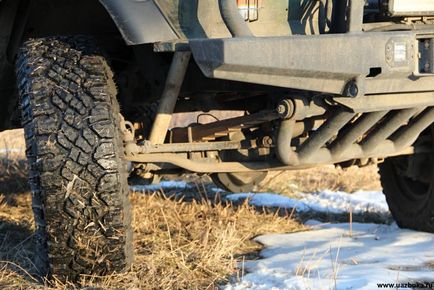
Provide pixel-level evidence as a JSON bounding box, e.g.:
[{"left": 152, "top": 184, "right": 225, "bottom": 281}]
[
  {"left": 129, "top": 181, "right": 432, "bottom": 289},
  {"left": 226, "top": 222, "right": 434, "bottom": 290},
  {"left": 129, "top": 180, "right": 192, "bottom": 192},
  {"left": 0, "top": 148, "right": 24, "bottom": 154},
  {"left": 131, "top": 181, "right": 389, "bottom": 216},
  {"left": 0, "top": 147, "right": 26, "bottom": 159},
  {"left": 224, "top": 191, "right": 434, "bottom": 289},
  {"left": 226, "top": 190, "right": 389, "bottom": 215}
]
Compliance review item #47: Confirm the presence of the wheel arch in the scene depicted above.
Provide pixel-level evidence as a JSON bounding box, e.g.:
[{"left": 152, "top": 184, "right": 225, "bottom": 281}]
[
  {"left": 99, "top": 0, "right": 179, "bottom": 45},
  {"left": 0, "top": 0, "right": 180, "bottom": 131}
]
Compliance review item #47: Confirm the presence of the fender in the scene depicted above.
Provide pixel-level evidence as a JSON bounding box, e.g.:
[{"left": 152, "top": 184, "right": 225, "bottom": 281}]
[{"left": 99, "top": 0, "right": 178, "bottom": 45}]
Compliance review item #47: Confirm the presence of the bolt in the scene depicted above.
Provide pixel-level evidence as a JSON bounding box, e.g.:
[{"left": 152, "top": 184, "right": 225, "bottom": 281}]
[
  {"left": 344, "top": 81, "right": 359, "bottom": 98},
  {"left": 277, "top": 104, "right": 286, "bottom": 115},
  {"left": 261, "top": 136, "right": 273, "bottom": 147},
  {"left": 276, "top": 99, "right": 295, "bottom": 119}
]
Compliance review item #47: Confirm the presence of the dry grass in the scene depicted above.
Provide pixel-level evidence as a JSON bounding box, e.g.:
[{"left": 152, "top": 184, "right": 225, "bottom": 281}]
[
  {"left": 259, "top": 165, "right": 381, "bottom": 197},
  {"left": 0, "top": 129, "right": 28, "bottom": 195},
  {"left": 0, "top": 192, "right": 302, "bottom": 289},
  {"left": 126, "top": 192, "right": 300, "bottom": 289},
  {"left": 0, "top": 161, "right": 302, "bottom": 289},
  {"left": 0, "top": 129, "right": 25, "bottom": 155},
  {"left": 0, "top": 129, "right": 383, "bottom": 289}
]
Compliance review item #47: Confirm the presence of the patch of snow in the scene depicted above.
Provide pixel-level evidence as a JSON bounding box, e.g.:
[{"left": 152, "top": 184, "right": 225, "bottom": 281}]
[
  {"left": 226, "top": 190, "right": 389, "bottom": 215},
  {"left": 0, "top": 148, "right": 24, "bottom": 154},
  {"left": 300, "top": 190, "right": 389, "bottom": 214},
  {"left": 129, "top": 181, "right": 191, "bottom": 192},
  {"left": 304, "top": 219, "right": 325, "bottom": 227},
  {"left": 226, "top": 223, "right": 434, "bottom": 290},
  {"left": 227, "top": 193, "right": 309, "bottom": 212}
]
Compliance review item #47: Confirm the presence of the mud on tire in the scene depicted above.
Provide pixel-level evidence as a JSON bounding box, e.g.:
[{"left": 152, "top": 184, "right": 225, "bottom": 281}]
[{"left": 16, "top": 36, "right": 133, "bottom": 281}]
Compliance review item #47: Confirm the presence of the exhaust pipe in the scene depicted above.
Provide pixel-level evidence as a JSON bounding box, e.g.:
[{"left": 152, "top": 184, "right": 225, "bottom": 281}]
[
  {"left": 218, "top": 0, "right": 253, "bottom": 37},
  {"left": 276, "top": 106, "right": 433, "bottom": 167}
]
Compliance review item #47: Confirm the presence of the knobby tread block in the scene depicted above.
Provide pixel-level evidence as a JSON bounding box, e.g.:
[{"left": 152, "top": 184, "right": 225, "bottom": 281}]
[
  {"left": 16, "top": 36, "right": 133, "bottom": 282},
  {"left": 379, "top": 157, "right": 434, "bottom": 233}
]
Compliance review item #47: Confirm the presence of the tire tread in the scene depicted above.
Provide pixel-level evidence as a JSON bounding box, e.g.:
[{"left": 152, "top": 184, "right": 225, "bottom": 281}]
[{"left": 16, "top": 36, "right": 133, "bottom": 281}]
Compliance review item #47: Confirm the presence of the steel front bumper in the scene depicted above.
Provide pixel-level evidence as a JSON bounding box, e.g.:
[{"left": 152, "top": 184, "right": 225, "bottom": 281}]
[{"left": 189, "top": 31, "right": 434, "bottom": 96}]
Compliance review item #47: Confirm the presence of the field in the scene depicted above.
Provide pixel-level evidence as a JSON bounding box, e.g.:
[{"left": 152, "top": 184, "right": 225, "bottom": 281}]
[{"left": 0, "top": 129, "right": 383, "bottom": 289}]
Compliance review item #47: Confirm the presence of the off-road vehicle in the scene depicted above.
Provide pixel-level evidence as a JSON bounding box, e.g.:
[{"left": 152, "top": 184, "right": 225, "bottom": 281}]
[{"left": 1, "top": 0, "right": 433, "bottom": 281}]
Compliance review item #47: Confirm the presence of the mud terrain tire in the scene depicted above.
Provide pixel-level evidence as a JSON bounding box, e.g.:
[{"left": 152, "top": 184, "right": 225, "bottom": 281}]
[
  {"left": 379, "top": 131, "right": 434, "bottom": 232},
  {"left": 16, "top": 37, "right": 132, "bottom": 281}
]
